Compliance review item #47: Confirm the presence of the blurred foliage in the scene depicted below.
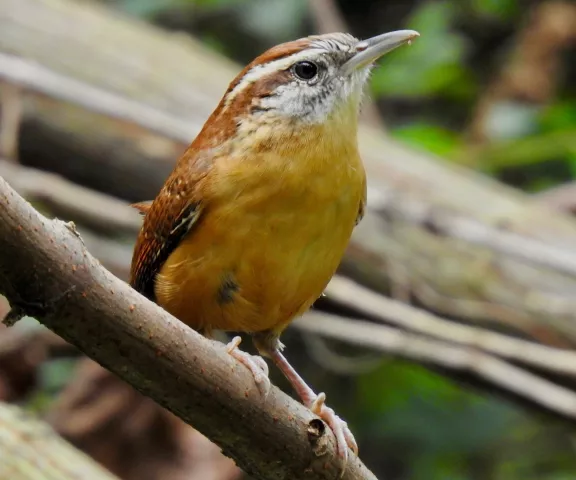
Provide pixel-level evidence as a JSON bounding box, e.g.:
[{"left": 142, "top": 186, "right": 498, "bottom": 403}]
[
  {"left": 370, "top": 1, "right": 475, "bottom": 100},
  {"left": 356, "top": 362, "right": 576, "bottom": 480},
  {"left": 38, "top": 0, "right": 576, "bottom": 478}
]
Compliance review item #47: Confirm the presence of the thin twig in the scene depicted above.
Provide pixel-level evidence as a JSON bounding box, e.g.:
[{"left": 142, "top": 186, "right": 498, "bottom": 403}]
[
  {"left": 368, "top": 187, "right": 576, "bottom": 278},
  {"left": 296, "top": 312, "right": 576, "bottom": 420},
  {"left": 0, "top": 159, "right": 141, "bottom": 236},
  {"left": 325, "top": 276, "right": 576, "bottom": 378},
  {"left": 0, "top": 53, "right": 200, "bottom": 144}
]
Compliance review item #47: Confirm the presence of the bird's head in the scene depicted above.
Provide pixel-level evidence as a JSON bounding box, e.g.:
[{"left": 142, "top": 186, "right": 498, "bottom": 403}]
[
  {"left": 193, "top": 30, "right": 419, "bottom": 152},
  {"left": 223, "top": 30, "right": 419, "bottom": 124}
]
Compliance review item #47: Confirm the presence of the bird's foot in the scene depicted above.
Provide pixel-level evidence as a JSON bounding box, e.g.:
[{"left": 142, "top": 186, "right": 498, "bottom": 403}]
[
  {"left": 260, "top": 343, "right": 358, "bottom": 474},
  {"left": 226, "top": 336, "right": 270, "bottom": 397},
  {"left": 306, "top": 391, "right": 358, "bottom": 471}
]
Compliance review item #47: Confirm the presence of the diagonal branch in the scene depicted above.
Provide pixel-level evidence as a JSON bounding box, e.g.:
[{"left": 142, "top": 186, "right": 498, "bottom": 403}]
[
  {"left": 326, "top": 276, "right": 576, "bottom": 378},
  {"left": 0, "top": 176, "right": 377, "bottom": 480},
  {"left": 0, "top": 53, "right": 200, "bottom": 143},
  {"left": 0, "top": 159, "right": 141, "bottom": 236},
  {"left": 296, "top": 313, "right": 576, "bottom": 421}
]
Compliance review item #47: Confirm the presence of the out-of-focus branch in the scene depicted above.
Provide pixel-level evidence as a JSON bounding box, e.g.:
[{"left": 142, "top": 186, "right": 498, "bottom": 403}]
[
  {"left": 0, "top": 82, "right": 22, "bottom": 162},
  {"left": 0, "top": 176, "right": 377, "bottom": 480},
  {"left": 0, "top": 53, "right": 199, "bottom": 143},
  {"left": 307, "top": 0, "right": 348, "bottom": 34},
  {"left": 295, "top": 313, "right": 576, "bottom": 421},
  {"left": 0, "top": 159, "right": 140, "bottom": 236},
  {"left": 0, "top": 402, "right": 119, "bottom": 480},
  {"left": 368, "top": 187, "right": 576, "bottom": 278},
  {"left": 535, "top": 182, "right": 576, "bottom": 214},
  {"left": 325, "top": 276, "right": 576, "bottom": 378}
]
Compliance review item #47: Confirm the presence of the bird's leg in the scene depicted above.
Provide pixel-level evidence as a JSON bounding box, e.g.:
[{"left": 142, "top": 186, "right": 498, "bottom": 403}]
[
  {"left": 226, "top": 335, "right": 271, "bottom": 396},
  {"left": 253, "top": 332, "right": 358, "bottom": 467}
]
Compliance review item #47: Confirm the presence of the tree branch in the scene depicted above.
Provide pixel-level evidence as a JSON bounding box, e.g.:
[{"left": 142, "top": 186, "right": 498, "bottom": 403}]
[
  {"left": 295, "top": 313, "right": 576, "bottom": 421},
  {"left": 368, "top": 187, "right": 576, "bottom": 277},
  {"left": 325, "top": 276, "right": 576, "bottom": 379},
  {"left": 0, "top": 159, "right": 140, "bottom": 236},
  {"left": 0, "top": 177, "right": 377, "bottom": 480},
  {"left": 0, "top": 53, "right": 200, "bottom": 144}
]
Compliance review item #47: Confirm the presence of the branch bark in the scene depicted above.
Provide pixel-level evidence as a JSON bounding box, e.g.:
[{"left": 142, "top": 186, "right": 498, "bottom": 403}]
[{"left": 0, "top": 177, "right": 377, "bottom": 480}]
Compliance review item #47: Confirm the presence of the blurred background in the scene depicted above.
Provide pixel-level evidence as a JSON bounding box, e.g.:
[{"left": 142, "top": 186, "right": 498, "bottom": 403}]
[{"left": 0, "top": 0, "right": 576, "bottom": 479}]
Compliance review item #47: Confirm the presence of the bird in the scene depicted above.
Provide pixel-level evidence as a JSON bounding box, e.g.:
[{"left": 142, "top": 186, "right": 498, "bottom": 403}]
[{"left": 130, "top": 28, "right": 419, "bottom": 472}]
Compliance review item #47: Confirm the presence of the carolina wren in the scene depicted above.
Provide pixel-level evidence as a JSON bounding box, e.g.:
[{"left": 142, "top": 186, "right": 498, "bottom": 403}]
[{"left": 130, "top": 29, "right": 418, "bottom": 472}]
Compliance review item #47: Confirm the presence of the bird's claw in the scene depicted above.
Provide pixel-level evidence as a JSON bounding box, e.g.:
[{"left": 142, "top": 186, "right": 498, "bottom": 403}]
[
  {"left": 226, "top": 336, "right": 271, "bottom": 397},
  {"left": 308, "top": 392, "right": 358, "bottom": 473}
]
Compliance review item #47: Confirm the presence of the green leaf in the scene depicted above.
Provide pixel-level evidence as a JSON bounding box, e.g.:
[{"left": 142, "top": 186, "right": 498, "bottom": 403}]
[
  {"left": 391, "top": 123, "right": 462, "bottom": 157},
  {"left": 470, "top": 0, "right": 519, "bottom": 20},
  {"left": 539, "top": 101, "right": 576, "bottom": 132}
]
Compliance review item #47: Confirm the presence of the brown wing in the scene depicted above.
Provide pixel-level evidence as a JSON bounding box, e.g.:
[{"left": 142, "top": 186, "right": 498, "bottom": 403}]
[{"left": 130, "top": 159, "right": 209, "bottom": 301}]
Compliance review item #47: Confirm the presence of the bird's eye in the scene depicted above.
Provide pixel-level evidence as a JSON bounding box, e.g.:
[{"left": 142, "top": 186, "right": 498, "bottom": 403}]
[{"left": 292, "top": 61, "right": 319, "bottom": 81}]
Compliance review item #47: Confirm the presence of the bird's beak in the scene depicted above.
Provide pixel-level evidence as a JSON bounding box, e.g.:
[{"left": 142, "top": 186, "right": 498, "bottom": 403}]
[{"left": 341, "top": 29, "right": 420, "bottom": 75}]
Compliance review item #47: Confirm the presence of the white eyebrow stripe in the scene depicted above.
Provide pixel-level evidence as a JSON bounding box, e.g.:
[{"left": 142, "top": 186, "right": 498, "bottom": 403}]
[
  {"left": 221, "top": 34, "right": 357, "bottom": 111},
  {"left": 223, "top": 48, "right": 326, "bottom": 109}
]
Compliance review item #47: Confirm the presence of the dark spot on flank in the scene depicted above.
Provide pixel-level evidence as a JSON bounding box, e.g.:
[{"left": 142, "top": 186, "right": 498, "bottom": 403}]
[{"left": 217, "top": 273, "right": 239, "bottom": 305}]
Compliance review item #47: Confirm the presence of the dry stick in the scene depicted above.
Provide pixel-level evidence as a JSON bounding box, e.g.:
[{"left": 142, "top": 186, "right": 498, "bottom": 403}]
[
  {"left": 0, "top": 159, "right": 141, "bottom": 236},
  {"left": 295, "top": 312, "right": 576, "bottom": 420},
  {"left": 326, "top": 276, "right": 576, "bottom": 378},
  {"left": 0, "top": 53, "right": 199, "bottom": 143},
  {"left": 368, "top": 187, "right": 576, "bottom": 277},
  {"left": 0, "top": 177, "right": 377, "bottom": 480}
]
